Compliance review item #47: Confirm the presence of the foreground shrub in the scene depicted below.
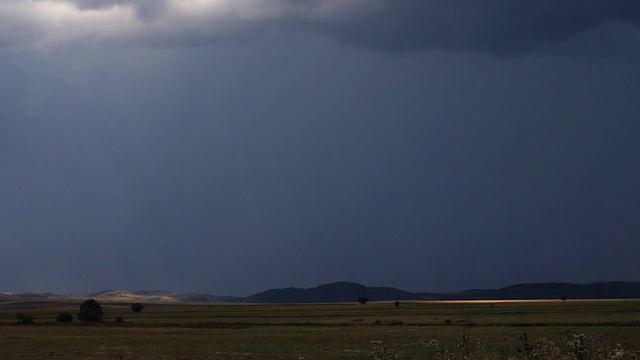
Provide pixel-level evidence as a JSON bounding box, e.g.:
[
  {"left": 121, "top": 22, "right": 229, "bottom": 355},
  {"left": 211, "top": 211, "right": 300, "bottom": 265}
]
[
  {"left": 370, "top": 340, "right": 398, "bottom": 360},
  {"left": 415, "top": 331, "right": 640, "bottom": 360}
]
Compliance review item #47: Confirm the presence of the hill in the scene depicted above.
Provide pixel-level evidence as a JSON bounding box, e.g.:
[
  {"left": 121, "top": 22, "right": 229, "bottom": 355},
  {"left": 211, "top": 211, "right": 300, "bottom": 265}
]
[
  {"left": 243, "top": 281, "right": 425, "bottom": 303},
  {"left": 243, "top": 281, "right": 640, "bottom": 303},
  {"left": 422, "top": 281, "right": 640, "bottom": 301},
  {"left": 89, "top": 290, "right": 241, "bottom": 303},
  {"left": 0, "top": 292, "right": 63, "bottom": 301},
  {"left": 3, "top": 282, "right": 640, "bottom": 305}
]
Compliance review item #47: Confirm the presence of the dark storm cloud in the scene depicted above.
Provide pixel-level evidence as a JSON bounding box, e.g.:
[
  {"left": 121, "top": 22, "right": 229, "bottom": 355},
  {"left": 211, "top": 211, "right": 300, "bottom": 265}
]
[
  {"left": 2, "top": 0, "right": 639, "bottom": 55},
  {"left": 69, "top": 0, "right": 168, "bottom": 20},
  {"left": 294, "top": 0, "right": 640, "bottom": 54}
]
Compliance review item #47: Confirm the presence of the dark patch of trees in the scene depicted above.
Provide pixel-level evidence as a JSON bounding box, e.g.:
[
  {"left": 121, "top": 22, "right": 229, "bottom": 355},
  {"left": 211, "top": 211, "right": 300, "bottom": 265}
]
[
  {"left": 15, "top": 312, "right": 34, "bottom": 325},
  {"left": 358, "top": 296, "right": 369, "bottom": 304},
  {"left": 55, "top": 312, "right": 74, "bottom": 323}
]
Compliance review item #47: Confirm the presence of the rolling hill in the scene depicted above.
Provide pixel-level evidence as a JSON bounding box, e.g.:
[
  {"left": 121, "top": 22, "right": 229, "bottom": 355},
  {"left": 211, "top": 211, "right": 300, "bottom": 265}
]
[
  {"left": 421, "top": 282, "right": 640, "bottom": 301},
  {"left": 88, "top": 290, "right": 241, "bottom": 303},
  {"left": 243, "top": 281, "right": 640, "bottom": 303},
  {"left": 3, "top": 281, "right": 640, "bottom": 305},
  {"left": 242, "top": 281, "right": 419, "bottom": 303}
]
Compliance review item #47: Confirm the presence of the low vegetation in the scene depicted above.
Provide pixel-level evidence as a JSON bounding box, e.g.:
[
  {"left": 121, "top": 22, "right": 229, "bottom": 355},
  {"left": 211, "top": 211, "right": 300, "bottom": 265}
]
[
  {"left": 55, "top": 312, "right": 73, "bottom": 323},
  {"left": 14, "top": 312, "right": 33, "bottom": 325}
]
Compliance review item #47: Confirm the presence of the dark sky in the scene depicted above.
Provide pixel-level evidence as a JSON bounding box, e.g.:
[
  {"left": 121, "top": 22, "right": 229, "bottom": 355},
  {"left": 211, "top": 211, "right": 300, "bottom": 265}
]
[{"left": 1, "top": 0, "right": 640, "bottom": 296}]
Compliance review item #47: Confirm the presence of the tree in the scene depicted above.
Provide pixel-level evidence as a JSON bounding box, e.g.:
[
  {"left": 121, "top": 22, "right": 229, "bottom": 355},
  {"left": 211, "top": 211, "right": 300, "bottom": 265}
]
[
  {"left": 77, "top": 299, "right": 103, "bottom": 323},
  {"left": 560, "top": 295, "right": 568, "bottom": 302},
  {"left": 358, "top": 296, "right": 369, "bottom": 304},
  {"left": 55, "top": 312, "right": 74, "bottom": 323},
  {"left": 394, "top": 301, "right": 400, "bottom": 308},
  {"left": 130, "top": 302, "right": 144, "bottom": 313}
]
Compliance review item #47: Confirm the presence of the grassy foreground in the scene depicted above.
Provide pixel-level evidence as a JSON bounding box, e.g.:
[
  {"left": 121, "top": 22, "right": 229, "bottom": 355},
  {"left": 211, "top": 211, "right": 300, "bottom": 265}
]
[{"left": 1, "top": 299, "right": 639, "bottom": 359}]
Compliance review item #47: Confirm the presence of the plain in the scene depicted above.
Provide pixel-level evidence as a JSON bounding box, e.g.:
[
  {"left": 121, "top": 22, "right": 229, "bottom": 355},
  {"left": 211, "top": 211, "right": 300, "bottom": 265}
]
[{"left": 1, "top": 299, "right": 639, "bottom": 359}]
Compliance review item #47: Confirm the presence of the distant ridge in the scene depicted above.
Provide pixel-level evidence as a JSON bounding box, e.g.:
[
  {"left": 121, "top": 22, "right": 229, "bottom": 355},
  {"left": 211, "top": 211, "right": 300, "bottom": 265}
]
[
  {"left": 2, "top": 282, "right": 640, "bottom": 304},
  {"left": 243, "top": 281, "right": 640, "bottom": 303},
  {"left": 242, "top": 281, "right": 418, "bottom": 303},
  {"left": 0, "top": 292, "right": 63, "bottom": 301},
  {"left": 89, "top": 290, "right": 241, "bottom": 303},
  {"left": 423, "top": 282, "right": 640, "bottom": 301}
]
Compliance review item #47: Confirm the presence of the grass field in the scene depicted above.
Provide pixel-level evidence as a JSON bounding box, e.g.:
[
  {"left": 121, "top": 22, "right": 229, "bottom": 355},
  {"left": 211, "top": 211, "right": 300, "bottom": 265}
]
[{"left": 1, "top": 299, "right": 639, "bottom": 359}]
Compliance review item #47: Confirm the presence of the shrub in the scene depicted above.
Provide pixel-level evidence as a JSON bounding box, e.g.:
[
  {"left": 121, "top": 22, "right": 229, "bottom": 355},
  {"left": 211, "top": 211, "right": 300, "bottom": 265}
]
[
  {"left": 130, "top": 302, "right": 144, "bottom": 313},
  {"left": 394, "top": 301, "right": 400, "bottom": 308},
  {"left": 115, "top": 317, "right": 124, "bottom": 323},
  {"left": 77, "top": 299, "right": 103, "bottom": 323},
  {"left": 15, "top": 312, "right": 34, "bottom": 325},
  {"left": 370, "top": 341, "right": 398, "bottom": 360},
  {"left": 358, "top": 296, "right": 368, "bottom": 304},
  {"left": 55, "top": 312, "right": 73, "bottom": 323}
]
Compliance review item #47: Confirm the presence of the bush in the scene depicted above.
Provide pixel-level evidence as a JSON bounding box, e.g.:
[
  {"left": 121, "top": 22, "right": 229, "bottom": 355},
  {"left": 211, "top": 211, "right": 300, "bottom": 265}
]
[
  {"left": 115, "top": 317, "right": 124, "bottom": 323},
  {"left": 15, "top": 312, "right": 34, "bottom": 325},
  {"left": 130, "top": 302, "right": 144, "bottom": 313},
  {"left": 77, "top": 299, "right": 103, "bottom": 323},
  {"left": 358, "top": 296, "right": 369, "bottom": 304},
  {"left": 55, "top": 312, "right": 73, "bottom": 323}
]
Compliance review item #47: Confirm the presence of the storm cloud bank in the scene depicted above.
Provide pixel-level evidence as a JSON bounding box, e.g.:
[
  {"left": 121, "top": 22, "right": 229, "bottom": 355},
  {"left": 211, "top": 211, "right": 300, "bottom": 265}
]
[
  {"left": 1, "top": 0, "right": 639, "bottom": 54},
  {"left": 2, "top": 1, "right": 640, "bottom": 296}
]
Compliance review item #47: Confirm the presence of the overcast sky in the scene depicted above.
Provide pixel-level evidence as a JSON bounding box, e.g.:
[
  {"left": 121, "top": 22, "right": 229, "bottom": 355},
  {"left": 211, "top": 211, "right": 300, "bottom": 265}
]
[{"left": 2, "top": 0, "right": 640, "bottom": 296}]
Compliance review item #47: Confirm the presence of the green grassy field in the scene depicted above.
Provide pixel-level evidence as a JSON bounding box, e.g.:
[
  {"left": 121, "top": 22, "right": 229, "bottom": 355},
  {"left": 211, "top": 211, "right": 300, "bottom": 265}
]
[{"left": 1, "top": 299, "right": 639, "bottom": 359}]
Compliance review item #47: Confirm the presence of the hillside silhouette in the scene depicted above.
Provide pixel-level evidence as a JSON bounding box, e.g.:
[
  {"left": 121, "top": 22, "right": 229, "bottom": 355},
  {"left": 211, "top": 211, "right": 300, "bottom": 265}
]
[{"left": 3, "top": 281, "right": 640, "bottom": 305}]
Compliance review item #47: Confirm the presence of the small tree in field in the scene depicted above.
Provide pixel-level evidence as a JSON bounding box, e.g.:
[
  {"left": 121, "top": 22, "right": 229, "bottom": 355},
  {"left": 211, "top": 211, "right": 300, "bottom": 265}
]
[
  {"left": 358, "top": 296, "right": 369, "bottom": 304},
  {"left": 77, "top": 299, "right": 103, "bottom": 323},
  {"left": 130, "top": 302, "right": 144, "bottom": 313}
]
